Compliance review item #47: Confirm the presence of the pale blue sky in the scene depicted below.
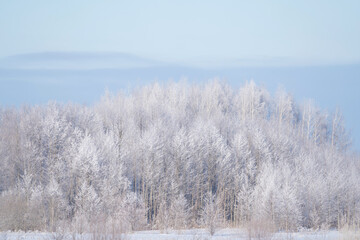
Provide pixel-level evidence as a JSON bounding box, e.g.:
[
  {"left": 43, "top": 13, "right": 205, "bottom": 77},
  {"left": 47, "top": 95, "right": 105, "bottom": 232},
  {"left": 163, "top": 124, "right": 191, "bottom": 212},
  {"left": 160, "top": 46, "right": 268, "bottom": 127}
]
[{"left": 1, "top": 0, "right": 360, "bottom": 65}]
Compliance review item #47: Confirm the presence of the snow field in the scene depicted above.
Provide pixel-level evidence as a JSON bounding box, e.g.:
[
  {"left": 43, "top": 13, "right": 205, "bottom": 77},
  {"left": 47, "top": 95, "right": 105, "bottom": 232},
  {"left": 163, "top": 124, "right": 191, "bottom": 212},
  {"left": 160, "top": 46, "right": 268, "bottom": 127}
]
[{"left": 0, "top": 229, "right": 352, "bottom": 240}]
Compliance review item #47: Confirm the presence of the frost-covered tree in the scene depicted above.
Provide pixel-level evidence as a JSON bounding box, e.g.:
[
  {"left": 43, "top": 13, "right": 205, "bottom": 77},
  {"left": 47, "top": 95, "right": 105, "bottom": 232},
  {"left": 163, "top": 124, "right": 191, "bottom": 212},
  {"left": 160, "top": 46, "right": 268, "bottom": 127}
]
[
  {"left": 236, "top": 80, "right": 270, "bottom": 121},
  {"left": 169, "top": 193, "right": 189, "bottom": 229},
  {"left": 201, "top": 193, "right": 223, "bottom": 235},
  {"left": 45, "top": 176, "right": 67, "bottom": 231},
  {"left": 73, "top": 181, "right": 101, "bottom": 233},
  {"left": 0, "top": 80, "right": 358, "bottom": 232},
  {"left": 124, "top": 192, "right": 147, "bottom": 231},
  {"left": 275, "top": 88, "right": 297, "bottom": 128},
  {"left": 330, "top": 108, "right": 351, "bottom": 152}
]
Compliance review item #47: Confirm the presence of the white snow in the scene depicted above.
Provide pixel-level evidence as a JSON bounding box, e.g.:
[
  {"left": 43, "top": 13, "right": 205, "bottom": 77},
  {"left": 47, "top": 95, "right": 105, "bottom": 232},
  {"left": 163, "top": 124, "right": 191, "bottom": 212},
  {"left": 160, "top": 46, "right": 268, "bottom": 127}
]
[{"left": 0, "top": 229, "right": 352, "bottom": 240}]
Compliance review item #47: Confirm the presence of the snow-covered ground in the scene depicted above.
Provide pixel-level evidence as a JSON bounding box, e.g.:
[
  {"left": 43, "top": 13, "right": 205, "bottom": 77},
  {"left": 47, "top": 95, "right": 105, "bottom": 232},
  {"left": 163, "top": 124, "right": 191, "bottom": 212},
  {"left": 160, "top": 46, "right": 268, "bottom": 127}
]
[
  {"left": 1, "top": 229, "right": 356, "bottom": 240},
  {"left": 127, "top": 229, "right": 341, "bottom": 240}
]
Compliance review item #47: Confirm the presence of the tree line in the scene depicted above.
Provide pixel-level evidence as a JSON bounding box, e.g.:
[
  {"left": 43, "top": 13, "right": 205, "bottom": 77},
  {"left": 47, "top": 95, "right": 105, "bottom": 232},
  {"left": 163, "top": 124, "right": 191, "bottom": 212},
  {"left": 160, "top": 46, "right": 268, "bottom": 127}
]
[{"left": 0, "top": 80, "right": 358, "bottom": 233}]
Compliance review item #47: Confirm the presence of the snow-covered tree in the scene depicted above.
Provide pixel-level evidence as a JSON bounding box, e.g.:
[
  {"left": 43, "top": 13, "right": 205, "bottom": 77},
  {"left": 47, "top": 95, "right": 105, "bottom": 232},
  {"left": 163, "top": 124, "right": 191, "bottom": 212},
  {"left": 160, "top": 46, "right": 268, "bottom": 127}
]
[
  {"left": 0, "top": 80, "right": 358, "bottom": 232},
  {"left": 201, "top": 193, "right": 222, "bottom": 235},
  {"left": 169, "top": 193, "right": 189, "bottom": 229}
]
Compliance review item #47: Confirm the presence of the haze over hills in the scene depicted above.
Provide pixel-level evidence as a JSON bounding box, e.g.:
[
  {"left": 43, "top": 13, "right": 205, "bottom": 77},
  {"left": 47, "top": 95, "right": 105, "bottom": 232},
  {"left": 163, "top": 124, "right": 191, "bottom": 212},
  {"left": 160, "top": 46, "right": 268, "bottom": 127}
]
[
  {"left": 0, "top": 51, "right": 360, "bottom": 151},
  {"left": 0, "top": 52, "right": 164, "bottom": 70},
  {"left": 2, "top": 51, "right": 356, "bottom": 70}
]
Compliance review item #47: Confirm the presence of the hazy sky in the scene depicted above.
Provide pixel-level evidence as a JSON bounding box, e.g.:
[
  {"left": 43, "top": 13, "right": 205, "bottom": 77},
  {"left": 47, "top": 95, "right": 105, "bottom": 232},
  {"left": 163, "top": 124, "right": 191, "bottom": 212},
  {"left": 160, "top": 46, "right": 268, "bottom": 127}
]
[{"left": 1, "top": 0, "right": 360, "bottom": 65}]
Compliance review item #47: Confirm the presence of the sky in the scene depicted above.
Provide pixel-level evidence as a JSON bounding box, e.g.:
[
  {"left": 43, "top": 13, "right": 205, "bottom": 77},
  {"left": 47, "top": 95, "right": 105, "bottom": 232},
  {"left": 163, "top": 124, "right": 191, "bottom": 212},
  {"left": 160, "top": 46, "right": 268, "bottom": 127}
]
[
  {"left": 0, "top": 1, "right": 360, "bottom": 150},
  {"left": 1, "top": 0, "right": 360, "bottom": 65}
]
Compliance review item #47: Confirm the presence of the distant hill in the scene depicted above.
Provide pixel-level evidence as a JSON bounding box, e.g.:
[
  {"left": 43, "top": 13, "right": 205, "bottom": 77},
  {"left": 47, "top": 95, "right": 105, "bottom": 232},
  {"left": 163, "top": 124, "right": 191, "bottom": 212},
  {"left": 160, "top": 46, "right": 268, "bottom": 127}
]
[{"left": 0, "top": 51, "right": 164, "bottom": 70}]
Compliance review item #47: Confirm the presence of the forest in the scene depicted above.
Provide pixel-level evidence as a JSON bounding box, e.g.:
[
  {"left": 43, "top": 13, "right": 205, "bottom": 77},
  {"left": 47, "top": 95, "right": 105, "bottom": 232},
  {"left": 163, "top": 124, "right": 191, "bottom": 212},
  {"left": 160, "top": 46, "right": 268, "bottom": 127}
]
[{"left": 0, "top": 80, "right": 359, "bottom": 234}]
